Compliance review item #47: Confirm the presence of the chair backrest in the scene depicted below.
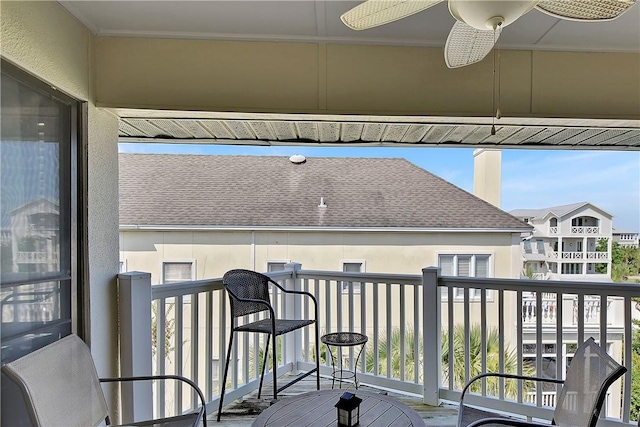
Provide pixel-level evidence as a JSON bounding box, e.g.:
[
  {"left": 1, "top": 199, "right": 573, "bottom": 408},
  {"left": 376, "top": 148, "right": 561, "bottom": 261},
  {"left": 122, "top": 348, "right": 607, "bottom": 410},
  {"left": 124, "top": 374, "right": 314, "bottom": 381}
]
[
  {"left": 553, "top": 337, "right": 626, "bottom": 427},
  {"left": 223, "top": 269, "right": 273, "bottom": 319},
  {"left": 2, "top": 334, "right": 109, "bottom": 427}
]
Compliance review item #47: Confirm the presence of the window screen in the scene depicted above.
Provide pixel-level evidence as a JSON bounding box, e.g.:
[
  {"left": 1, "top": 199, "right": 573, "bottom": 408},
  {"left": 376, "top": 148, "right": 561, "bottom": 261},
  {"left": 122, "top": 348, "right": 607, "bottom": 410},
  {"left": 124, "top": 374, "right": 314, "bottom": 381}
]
[
  {"left": 342, "top": 262, "right": 362, "bottom": 293},
  {"left": 0, "top": 60, "right": 82, "bottom": 363},
  {"left": 162, "top": 262, "right": 193, "bottom": 284}
]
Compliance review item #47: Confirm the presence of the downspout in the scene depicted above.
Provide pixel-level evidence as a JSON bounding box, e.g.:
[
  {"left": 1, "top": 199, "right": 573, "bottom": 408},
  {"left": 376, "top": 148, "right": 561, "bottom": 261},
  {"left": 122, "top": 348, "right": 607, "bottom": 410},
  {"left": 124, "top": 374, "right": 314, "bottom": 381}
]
[{"left": 251, "top": 230, "right": 256, "bottom": 271}]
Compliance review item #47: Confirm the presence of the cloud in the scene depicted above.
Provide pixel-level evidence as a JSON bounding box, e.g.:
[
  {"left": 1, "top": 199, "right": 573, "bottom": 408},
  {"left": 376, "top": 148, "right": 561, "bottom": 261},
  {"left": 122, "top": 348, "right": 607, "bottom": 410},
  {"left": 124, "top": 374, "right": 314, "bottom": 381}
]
[{"left": 502, "top": 150, "right": 640, "bottom": 230}]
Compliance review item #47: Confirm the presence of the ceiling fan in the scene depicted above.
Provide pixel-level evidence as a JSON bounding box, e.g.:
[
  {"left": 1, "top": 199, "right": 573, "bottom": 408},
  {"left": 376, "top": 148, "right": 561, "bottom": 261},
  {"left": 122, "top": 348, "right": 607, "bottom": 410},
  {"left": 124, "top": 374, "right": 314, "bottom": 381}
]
[{"left": 341, "top": 0, "right": 636, "bottom": 68}]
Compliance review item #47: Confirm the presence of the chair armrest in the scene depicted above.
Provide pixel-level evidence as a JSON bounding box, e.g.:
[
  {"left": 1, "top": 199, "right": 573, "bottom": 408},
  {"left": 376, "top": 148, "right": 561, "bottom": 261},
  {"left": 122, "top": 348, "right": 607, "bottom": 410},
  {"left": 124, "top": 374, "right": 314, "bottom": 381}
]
[
  {"left": 268, "top": 278, "right": 319, "bottom": 319},
  {"left": 99, "top": 374, "right": 207, "bottom": 427},
  {"left": 467, "top": 418, "right": 549, "bottom": 427},
  {"left": 268, "top": 278, "right": 317, "bottom": 302},
  {"left": 461, "top": 372, "right": 563, "bottom": 404}
]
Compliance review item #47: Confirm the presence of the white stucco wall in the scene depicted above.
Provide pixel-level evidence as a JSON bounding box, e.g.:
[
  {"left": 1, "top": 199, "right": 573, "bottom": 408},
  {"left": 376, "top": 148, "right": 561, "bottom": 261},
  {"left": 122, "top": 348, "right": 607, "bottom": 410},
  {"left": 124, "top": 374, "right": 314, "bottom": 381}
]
[
  {"left": 120, "top": 229, "right": 521, "bottom": 282},
  {"left": 1, "top": 0, "right": 120, "bottom": 390}
]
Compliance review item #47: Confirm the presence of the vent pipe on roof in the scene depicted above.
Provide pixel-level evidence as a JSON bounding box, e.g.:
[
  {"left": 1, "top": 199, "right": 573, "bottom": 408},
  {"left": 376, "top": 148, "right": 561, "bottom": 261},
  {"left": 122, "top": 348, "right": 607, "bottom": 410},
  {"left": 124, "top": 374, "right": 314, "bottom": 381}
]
[
  {"left": 473, "top": 149, "right": 501, "bottom": 208},
  {"left": 289, "top": 154, "right": 306, "bottom": 164}
]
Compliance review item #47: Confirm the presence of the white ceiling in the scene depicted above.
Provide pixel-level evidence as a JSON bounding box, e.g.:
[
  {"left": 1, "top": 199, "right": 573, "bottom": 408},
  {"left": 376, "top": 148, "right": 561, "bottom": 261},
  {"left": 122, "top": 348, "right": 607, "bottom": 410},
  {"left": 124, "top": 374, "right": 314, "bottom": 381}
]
[{"left": 61, "top": 1, "right": 640, "bottom": 52}]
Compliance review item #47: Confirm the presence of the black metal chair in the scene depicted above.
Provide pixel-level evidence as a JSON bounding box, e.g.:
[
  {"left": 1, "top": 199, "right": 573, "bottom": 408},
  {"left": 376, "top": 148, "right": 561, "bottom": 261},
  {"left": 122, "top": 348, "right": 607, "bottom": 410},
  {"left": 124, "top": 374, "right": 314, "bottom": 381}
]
[
  {"left": 458, "top": 337, "right": 627, "bottom": 427},
  {"left": 217, "top": 269, "right": 320, "bottom": 421}
]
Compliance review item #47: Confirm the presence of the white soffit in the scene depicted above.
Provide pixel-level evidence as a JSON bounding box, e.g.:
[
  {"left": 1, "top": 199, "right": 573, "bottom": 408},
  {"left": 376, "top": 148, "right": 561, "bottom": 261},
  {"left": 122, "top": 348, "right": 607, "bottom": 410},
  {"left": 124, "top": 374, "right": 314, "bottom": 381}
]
[{"left": 116, "top": 109, "right": 640, "bottom": 150}]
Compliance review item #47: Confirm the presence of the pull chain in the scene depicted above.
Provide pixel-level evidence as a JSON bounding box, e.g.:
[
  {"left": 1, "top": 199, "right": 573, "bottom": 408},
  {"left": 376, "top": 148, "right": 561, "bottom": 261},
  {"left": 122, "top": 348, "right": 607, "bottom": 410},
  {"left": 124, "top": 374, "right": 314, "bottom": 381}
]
[{"left": 491, "top": 22, "right": 502, "bottom": 136}]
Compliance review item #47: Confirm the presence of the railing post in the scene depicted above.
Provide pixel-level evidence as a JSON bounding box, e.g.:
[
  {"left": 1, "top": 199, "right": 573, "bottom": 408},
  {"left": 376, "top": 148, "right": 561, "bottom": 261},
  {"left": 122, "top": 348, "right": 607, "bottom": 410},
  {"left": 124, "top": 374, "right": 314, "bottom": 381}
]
[
  {"left": 422, "top": 266, "right": 441, "bottom": 406},
  {"left": 118, "top": 272, "right": 153, "bottom": 423},
  {"left": 284, "top": 262, "right": 302, "bottom": 374}
]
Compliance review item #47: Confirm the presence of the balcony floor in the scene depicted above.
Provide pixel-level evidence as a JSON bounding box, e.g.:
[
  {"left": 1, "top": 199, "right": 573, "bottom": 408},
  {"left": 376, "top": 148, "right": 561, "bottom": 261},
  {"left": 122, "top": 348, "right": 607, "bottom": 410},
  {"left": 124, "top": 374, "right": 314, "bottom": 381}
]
[{"left": 212, "top": 376, "right": 459, "bottom": 426}]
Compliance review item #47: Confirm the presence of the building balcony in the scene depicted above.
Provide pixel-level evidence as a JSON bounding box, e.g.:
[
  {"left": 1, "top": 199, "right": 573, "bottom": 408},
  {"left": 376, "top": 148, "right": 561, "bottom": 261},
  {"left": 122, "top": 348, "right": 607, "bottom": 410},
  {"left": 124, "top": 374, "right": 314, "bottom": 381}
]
[
  {"left": 547, "top": 251, "right": 609, "bottom": 261},
  {"left": 15, "top": 251, "right": 58, "bottom": 264},
  {"left": 570, "top": 226, "right": 601, "bottom": 235},
  {"left": 545, "top": 226, "right": 603, "bottom": 237},
  {"left": 113, "top": 266, "right": 636, "bottom": 426},
  {"left": 522, "top": 293, "right": 614, "bottom": 326}
]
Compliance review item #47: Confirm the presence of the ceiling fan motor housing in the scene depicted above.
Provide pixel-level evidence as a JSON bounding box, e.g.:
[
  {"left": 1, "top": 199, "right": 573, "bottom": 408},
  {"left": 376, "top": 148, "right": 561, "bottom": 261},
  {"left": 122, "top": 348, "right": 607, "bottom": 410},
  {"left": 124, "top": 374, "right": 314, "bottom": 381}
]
[{"left": 449, "top": 0, "right": 539, "bottom": 30}]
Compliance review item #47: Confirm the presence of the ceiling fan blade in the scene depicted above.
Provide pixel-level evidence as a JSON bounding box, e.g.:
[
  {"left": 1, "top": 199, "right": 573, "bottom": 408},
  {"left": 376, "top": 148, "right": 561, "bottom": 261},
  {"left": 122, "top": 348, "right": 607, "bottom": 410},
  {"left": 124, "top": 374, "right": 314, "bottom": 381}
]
[
  {"left": 535, "top": 0, "right": 637, "bottom": 21},
  {"left": 444, "top": 21, "right": 500, "bottom": 69},
  {"left": 340, "top": 0, "right": 444, "bottom": 30}
]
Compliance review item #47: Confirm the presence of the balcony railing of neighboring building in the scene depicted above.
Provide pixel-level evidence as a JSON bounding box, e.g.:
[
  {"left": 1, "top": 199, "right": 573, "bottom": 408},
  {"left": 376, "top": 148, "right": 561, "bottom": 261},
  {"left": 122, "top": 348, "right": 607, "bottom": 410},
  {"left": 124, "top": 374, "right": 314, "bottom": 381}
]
[
  {"left": 15, "top": 251, "right": 58, "bottom": 264},
  {"left": 547, "top": 251, "right": 609, "bottom": 261},
  {"left": 522, "top": 294, "right": 614, "bottom": 326},
  {"left": 571, "top": 226, "right": 601, "bottom": 235},
  {"left": 117, "top": 266, "right": 637, "bottom": 426},
  {"left": 524, "top": 391, "right": 612, "bottom": 413},
  {"left": 548, "top": 226, "right": 558, "bottom": 234}
]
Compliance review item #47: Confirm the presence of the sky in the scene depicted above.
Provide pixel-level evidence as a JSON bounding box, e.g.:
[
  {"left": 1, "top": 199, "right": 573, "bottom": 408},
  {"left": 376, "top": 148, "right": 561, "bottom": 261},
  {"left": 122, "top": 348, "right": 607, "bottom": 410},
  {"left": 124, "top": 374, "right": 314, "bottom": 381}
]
[{"left": 118, "top": 143, "right": 640, "bottom": 232}]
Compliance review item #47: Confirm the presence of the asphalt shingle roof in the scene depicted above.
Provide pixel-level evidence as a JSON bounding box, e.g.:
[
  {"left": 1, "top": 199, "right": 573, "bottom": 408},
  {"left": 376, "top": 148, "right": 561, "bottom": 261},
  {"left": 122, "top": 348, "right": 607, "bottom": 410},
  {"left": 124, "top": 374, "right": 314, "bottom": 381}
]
[
  {"left": 119, "top": 154, "right": 529, "bottom": 230},
  {"left": 510, "top": 202, "right": 589, "bottom": 220}
]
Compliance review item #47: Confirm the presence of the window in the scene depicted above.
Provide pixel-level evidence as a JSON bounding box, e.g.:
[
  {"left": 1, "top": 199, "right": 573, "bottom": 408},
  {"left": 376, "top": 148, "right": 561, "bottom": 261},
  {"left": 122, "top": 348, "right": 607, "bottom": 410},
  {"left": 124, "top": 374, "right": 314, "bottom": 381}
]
[
  {"left": 439, "top": 254, "right": 490, "bottom": 299},
  {"left": 561, "top": 263, "right": 582, "bottom": 274},
  {"left": 267, "top": 262, "right": 287, "bottom": 272},
  {"left": 536, "top": 239, "right": 545, "bottom": 254},
  {"left": 162, "top": 262, "right": 194, "bottom": 284},
  {"left": 341, "top": 262, "right": 363, "bottom": 294},
  {"left": 0, "top": 60, "right": 83, "bottom": 363},
  {"left": 523, "top": 240, "right": 532, "bottom": 253}
]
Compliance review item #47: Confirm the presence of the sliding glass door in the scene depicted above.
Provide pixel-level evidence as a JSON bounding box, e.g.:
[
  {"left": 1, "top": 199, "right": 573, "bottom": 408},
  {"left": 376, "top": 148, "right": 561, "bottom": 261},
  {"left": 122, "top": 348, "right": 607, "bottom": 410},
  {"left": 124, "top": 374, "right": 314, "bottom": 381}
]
[{"left": 0, "top": 60, "right": 83, "bottom": 363}]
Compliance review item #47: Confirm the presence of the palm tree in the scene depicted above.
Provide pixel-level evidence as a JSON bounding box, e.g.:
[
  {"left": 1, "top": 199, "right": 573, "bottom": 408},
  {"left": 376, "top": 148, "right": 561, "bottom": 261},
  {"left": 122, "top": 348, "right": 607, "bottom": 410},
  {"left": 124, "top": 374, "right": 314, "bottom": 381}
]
[
  {"left": 441, "top": 324, "right": 534, "bottom": 398},
  {"left": 365, "top": 326, "right": 422, "bottom": 382}
]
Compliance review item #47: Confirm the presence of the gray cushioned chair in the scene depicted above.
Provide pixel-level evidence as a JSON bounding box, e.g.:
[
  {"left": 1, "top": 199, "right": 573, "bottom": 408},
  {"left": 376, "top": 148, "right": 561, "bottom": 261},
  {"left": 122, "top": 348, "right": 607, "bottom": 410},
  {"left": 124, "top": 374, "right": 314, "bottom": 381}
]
[
  {"left": 217, "top": 269, "right": 320, "bottom": 421},
  {"left": 2, "top": 334, "right": 206, "bottom": 427},
  {"left": 458, "top": 337, "right": 626, "bottom": 427}
]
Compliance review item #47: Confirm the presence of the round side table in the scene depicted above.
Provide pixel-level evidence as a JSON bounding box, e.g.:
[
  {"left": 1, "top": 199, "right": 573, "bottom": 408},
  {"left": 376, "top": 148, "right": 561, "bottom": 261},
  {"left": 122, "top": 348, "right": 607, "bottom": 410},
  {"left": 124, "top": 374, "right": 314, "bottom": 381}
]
[{"left": 320, "top": 332, "right": 368, "bottom": 389}]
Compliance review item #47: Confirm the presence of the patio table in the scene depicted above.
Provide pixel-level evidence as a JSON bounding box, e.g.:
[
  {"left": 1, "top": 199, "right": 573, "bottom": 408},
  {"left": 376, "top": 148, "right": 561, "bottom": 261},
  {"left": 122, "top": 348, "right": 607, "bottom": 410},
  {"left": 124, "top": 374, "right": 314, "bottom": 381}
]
[{"left": 251, "top": 389, "right": 424, "bottom": 426}]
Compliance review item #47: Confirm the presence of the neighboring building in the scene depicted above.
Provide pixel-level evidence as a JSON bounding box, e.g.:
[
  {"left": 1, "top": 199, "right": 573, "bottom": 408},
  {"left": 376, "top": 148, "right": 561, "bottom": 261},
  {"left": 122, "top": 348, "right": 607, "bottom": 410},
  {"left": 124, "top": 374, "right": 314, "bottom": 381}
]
[
  {"left": 119, "top": 153, "right": 532, "bottom": 388},
  {"left": 613, "top": 228, "right": 639, "bottom": 247},
  {"left": 119, "top": 153, "right": 531, "bottom": 282},
  {"left": 510, "top": 202, "right": 613, "bottom": 281},
  {"left": 4, "top": 198, "right": 60, "bottom": 275}
]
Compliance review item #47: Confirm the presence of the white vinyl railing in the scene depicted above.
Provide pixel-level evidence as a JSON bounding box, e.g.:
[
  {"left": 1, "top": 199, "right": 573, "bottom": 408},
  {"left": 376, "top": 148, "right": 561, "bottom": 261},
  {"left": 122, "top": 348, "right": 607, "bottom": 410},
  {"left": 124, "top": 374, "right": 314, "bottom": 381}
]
[
  {"left": 522, "top": 294, "right": 612, "bottom": 326},
  {"left": 548, "top": 226, "right": 558, "bottom": 234},
  {"left": 118, "top": 265, "right": 637, "bottom": 426},
  {"left": 548, "top": 251, "right": 609, "bottom": 261},
  {"left": 571, "top": 226, "right": 601, "bottom": 234}
]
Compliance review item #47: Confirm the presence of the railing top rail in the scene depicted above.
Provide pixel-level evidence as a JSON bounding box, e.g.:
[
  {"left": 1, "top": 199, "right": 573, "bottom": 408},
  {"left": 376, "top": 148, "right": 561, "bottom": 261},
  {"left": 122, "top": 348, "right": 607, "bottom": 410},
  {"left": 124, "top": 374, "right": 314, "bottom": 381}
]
[
  {"left": 151, "top": 277, "right": 224, "bottom": 300},
  {"left": 265, "top": 270, "right": 295, "bottom": 281},
  {"left": 297, "top": 269, "right": 422, "bottom": 285},
  {"left": 440, "top": 276, "right": 638, "bottom": 296}
]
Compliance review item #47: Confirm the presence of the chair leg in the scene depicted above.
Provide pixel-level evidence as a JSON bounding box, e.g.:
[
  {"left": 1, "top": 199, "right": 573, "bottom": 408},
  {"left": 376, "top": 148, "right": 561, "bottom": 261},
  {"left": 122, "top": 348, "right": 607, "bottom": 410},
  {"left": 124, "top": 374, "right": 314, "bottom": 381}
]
[
  {"left": 258, "top": 334, "right": 271, "bottom": 399},
  {"left": 315, "top": 325, "right": 320, "bottom": 391},
  {"left": 273, "top": 334, "right": 278, "bottom": 400},
  {"left": 217, "top": 331, "right": 235, "bottom": 422}
]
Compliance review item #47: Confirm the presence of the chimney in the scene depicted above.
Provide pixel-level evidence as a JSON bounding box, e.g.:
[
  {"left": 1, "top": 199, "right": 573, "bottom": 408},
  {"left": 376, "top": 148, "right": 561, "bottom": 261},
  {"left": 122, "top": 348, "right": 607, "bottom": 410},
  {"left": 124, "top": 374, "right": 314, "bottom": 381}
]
[{"left": 473, "top": 149, "right": 501, "bottom": 208}]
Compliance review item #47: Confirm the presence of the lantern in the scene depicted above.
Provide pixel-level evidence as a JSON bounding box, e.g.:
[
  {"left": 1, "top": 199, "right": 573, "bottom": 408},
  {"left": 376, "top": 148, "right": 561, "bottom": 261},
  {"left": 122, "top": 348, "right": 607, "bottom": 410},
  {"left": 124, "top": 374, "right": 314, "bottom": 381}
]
[{"left": 335, "top": 392, "right": 362, "bottom": 427}]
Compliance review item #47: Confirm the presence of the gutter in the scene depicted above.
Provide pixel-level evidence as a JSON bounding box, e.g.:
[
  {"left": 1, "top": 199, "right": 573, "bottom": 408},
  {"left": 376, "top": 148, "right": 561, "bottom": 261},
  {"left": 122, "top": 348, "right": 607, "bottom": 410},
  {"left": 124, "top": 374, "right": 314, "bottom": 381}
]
[{"left": 119, "top": 224, "right": 533, "bottom": 233}]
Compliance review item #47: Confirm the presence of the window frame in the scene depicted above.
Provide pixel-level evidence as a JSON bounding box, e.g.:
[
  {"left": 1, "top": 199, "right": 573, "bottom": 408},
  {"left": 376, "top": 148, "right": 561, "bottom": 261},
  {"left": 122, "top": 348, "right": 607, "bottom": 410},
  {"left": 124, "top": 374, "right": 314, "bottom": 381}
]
[
  {"left": 265, "top": 260, "right": 290, "bottom": 273},
  {"left": 0, "top": 59, "right": 86, "bottom": 362},
  {"left": 161, "top": 259, "right": 196, "bottom": 284},
  {"left": 340, "top": 260, "right": 365, "bottom": 294},
  {"left": 437, "top": 253, "right": 493, "bottom": 300}
]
